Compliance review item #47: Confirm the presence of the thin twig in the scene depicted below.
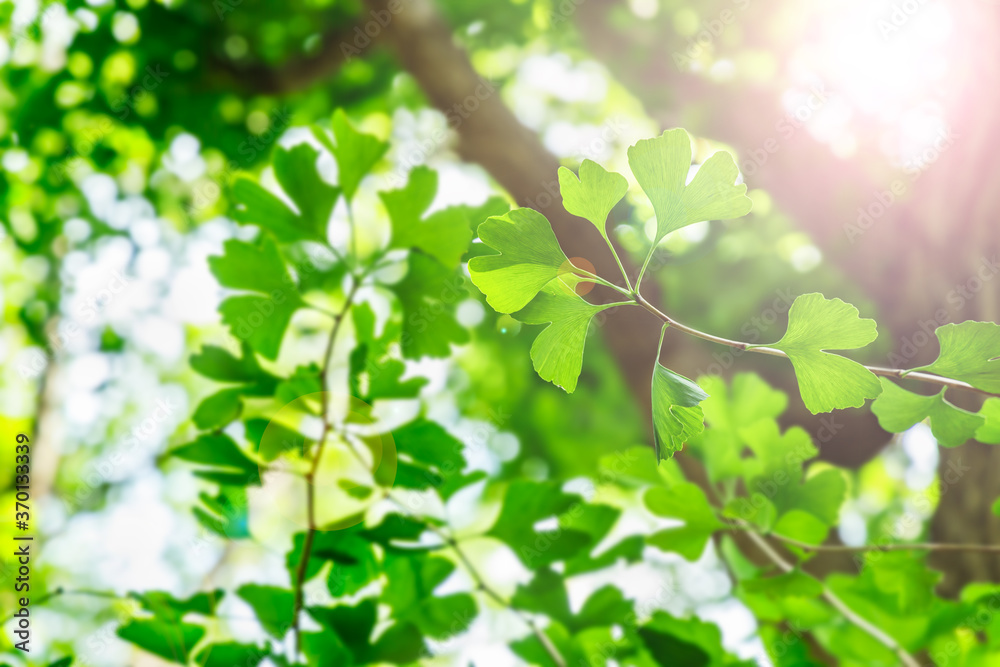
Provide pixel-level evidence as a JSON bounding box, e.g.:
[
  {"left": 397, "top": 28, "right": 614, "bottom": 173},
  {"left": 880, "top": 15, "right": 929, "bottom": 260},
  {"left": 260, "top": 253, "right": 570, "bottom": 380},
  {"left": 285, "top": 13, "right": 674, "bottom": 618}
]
[
  {"left": 740, "top": 526, "right": 920, "bottom": 667},
  {"left": 291, "top": 278, "right": 361, "bottom": 657},
  {"left": 0, "top": 587, "right": 125, "bottom": 625},
  {"left": 415, "top": 516, "right": 568, "bottom": 667},
  {"left": 762, "top": 530, "right": 1000, "bottom": 554},
  {"left": 632, "top": 292, "right": 1000, "bottom": 398}
]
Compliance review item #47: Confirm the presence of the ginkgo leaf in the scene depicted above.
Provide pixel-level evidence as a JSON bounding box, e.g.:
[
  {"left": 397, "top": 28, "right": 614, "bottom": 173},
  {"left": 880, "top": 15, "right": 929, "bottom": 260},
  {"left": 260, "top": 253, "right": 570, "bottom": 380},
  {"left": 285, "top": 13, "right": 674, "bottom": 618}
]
[
  {"left": 208, "top": 236, "right": 293, "bottom": 294},
  {"left": 911, "top": 321, "right": 1000, "bottom": 393},
  {"left": 210, "top": 236, "right": 304, "bottom": 361},
  {"left": 314, "top": 109, "right": 389, "bottom": 202},
  {"left": 513, "top": 278, "right": 621, "bottom": 393},
  {"left": 644, "top": 483, "right": 723, "bottom": 560},
  {"left": 232, "top": 143, "right": 340, "bottom": 244},
  {"left": 651, "top": 362, "right": 709, "bottom": 461},
  {"left": 117, "top": 619, "right": 205, "bottom": 664},
  {"left": 469, "top": 207, "right": 573, "bottom": 313},
  {"left": 752, "top": 293, "right": 881, "bottom": 414},
  {"left": 381, "top": 166, "right": 472, "bottom": 268},
  {"left": 871, "top": 378, "right": 984, "bottom": 447},
  {"left": 627, "top": 129, "right": 752, "bottom": 245},
  {"left": 976, "top": 398, "right": 1000, "bottom": 444},
  {"left": 391, "top": 251, "right": 470, "bottom": 359},
  {"left": 558, "top": 159, "right": 628, "bottom": 238}
]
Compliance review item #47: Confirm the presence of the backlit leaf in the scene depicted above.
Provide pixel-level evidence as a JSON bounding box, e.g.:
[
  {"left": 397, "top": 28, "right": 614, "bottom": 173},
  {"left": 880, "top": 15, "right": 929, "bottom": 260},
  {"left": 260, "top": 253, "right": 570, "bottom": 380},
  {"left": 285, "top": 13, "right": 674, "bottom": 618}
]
[
  {"left": 871, "top": 377, "right": 984, "bottom": 447},
  {"left": 513, "top": 278, "right": 620, "bottom": 393},
  {"left": 557, "top": 159, "right": 628, "bottom": 238},
  {"left": 912, "top": 321, "right": 1000, "bottom": 393},
  {"left": 651, "top": 363, "right": 709, "bottom": 461},
  {"left": 752, "top": 293, "right": 881, "bottom": 414},
  {"left": 469, "top": 207, "right": 572, "bottom": 313},
  {"left": 627, "top": 129, "right": 752, "bottom": 244}
]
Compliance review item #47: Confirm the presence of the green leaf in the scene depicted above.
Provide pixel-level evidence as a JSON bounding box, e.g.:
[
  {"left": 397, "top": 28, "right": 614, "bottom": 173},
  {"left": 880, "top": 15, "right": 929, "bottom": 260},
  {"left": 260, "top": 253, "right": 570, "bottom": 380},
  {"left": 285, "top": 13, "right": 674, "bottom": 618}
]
[
  {"left": 645, "top": 483, "right": 724, "bottom": 560},
  {"left": 513, "top": 278, "right": 618, "bottom": 393},
  {"left": 324, "top": 109, "right": 388, "bottom": 202},
  {"left": 639, "top": 628, "right": 712, "bottom": 667},
  {"left": 350, "top": 302, "right": 428, "bottom": 402},
  {"left": 778, "top": 467, "right": 847, "bottom": 526},
  {"left": 651, "top": 363, "right": 709, "bottom": 461},
  {"left": 557, "top": 159, "right": 628, "bottom": 238},
  {"left": 210, "top": 234, "right": 304, "bottom": 361},
  {"left": 285, "top": 529, "right": 380, "bottom": 596},
  {"left": 218, "top": 294, "right": 301, "bottom": 361},
  {"left": 232, "top": 143, "right": 340, "bottom": 244},
  {"left": 363, "top": 622, "right": 425, "bottom": 664},
  {"left": 169, "top": 433, "right": 259, "bottom": 484},
  {"left": 742, "top": 571, "right": 823, "bottom": 599},
  {"left": 753, "top": 293, "right": 881, "bottom": 414},
  {"left": 382, "top": 554, "right": 477, "bottom": 638},
  {"left": 307, "top": 599, "right": 376, "bottom": 658},
  {"left": 391, "top": 419, "right": 467, "bottom": 495},
  {"left": 562, "top": 503, "right": 643, "bottom": 575},
  {"left": 487, "top": 480, "right": 592, "bottom": 566},
  {"left": 469, "top": 207, "right": 572, "bottom": 313},
  {"left": 772, "top": 509, "right": 828, "bottom": 546},
  {"left": 194, "top": 642, "right": 269, "bottom": 667},
  {"left": 391, "top": 251, "right": 469, "bottom": 359},
  {"left": 381, "top": 166, "right": 472, "bottom": 268},
  {"left": 236, "top": 584, "right": 295, "bottom": 639},
  {"left": 192, "top": 487, "right": 250, "bottom": 538},
  {"left": 192, "top": 388, "right": 244, "bottom": 430},
  {"left": 977, "top": 398, "right": 1000, "bottom": 444},
  {"left": 131, "top": 590, "right": 223, "bottom": 623},
  {"left": 117, "top": 618, "right": 205, "bottom": 664},
  {"left": 698, "top": 372, "right": 788, "bottom": 433},
  {"left": 912, "top": 321, "right": 1000, "bottom": 393},
  {"left": 511, "top": 568, "right": 573, "bottom": 628},
  {"left": 208, "top": 236, "right": 294, "bottom": 295},
  {"left": 627, "top": 129, "right": 752, "bottom": 245},
  {"left": 190, "top": 343, "right": 266, "bottom": 384},
  {"left": 871, "top": 378, "right": 984, "bottom": 447},
  {"left": 301, "top": 631, "right": 355, "bottom": 667}
]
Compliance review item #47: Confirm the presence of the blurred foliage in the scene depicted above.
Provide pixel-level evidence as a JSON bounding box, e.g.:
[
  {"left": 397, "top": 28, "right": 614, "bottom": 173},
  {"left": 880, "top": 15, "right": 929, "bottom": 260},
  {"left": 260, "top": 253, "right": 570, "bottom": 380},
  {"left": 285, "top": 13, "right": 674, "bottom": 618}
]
[{"left": 1, "top": 1, "right": 1000, "bottom": 666}]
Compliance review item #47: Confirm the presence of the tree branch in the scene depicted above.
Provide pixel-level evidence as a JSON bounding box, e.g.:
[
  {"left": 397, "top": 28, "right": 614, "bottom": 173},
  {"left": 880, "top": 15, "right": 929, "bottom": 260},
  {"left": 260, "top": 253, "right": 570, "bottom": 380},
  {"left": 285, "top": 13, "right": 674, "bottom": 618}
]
[
  {"left": 739, "top": 524, "right": 920, "bottom": 667},
  {"left": 633, "top": 292, "right": 1000, "bottom": 399},
  {"left": 291, "top": 278, "right": 361, "bottom": 657}
]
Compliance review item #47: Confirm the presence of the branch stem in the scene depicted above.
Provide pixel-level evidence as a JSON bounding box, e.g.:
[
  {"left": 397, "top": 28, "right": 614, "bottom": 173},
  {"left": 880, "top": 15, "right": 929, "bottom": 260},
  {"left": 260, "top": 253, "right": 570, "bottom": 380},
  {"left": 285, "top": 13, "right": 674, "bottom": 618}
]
[
  {"left": 292, "top": 278, "right": 361, "bottom": 658},
  {"left": 631, "top": 292, "right": 1000, "bottom": 398},
  {"left": 763, "top": 530, "right": 1000, "bottom": 554},
  {"left": 416, "top": 518, "right": 567, "bottom": 667},
  {"left": 740, "top": 527, "right": 920, "bottom": 667},
  {"left": 604, "top": 236, "right": 633, "bottom": 293}
]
